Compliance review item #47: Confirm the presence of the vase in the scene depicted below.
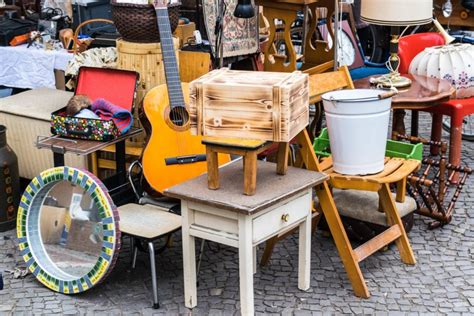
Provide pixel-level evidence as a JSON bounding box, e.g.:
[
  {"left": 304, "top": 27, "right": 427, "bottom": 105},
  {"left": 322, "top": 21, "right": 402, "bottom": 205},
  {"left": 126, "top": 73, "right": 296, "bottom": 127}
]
[
  {"left": 0, "top": 125, "right": 20, "bottom": 232},
  {"left": 409, "top": 43, "right": 474, "bottom": 99}
]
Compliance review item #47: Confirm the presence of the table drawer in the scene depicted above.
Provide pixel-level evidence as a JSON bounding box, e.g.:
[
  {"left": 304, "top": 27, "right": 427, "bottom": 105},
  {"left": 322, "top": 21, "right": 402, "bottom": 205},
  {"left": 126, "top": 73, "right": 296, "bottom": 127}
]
[{"left": 252, "top": 191, "right": 311, "bottom": 244}]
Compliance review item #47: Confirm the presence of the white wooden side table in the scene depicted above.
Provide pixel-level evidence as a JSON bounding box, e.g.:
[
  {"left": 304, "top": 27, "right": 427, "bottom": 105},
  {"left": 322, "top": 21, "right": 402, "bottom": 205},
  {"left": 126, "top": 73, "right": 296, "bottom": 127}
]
[{"left": 164, "top": 160, "right": 328, "bottom": 315}]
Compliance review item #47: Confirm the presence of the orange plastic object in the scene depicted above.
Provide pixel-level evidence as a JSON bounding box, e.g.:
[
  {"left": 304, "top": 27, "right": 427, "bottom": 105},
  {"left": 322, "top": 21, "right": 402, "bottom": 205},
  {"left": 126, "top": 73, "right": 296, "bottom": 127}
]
[{"left": 9, "top": 33, "right": 29, "bottom": 46}]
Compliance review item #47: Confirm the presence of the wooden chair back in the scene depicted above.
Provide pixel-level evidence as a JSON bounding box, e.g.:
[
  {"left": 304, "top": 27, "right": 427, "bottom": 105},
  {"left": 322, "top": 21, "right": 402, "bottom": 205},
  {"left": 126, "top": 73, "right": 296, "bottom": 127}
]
[{"left": 304, "top": 64, "right": 354, "bottom": 104}]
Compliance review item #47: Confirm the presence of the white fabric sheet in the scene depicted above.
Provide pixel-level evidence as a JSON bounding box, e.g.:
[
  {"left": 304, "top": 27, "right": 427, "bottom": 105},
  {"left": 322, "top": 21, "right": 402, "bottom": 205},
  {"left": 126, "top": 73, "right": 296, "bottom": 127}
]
[{"left": 0, "top": 45, "right": 73, "bottom": 89}]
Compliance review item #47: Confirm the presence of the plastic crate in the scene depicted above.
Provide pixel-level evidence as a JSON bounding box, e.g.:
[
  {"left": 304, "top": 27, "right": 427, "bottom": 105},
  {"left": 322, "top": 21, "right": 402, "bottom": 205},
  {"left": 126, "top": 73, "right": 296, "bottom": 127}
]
[{"left": 313, "top": 128, "right": 423, "bottom": 161}]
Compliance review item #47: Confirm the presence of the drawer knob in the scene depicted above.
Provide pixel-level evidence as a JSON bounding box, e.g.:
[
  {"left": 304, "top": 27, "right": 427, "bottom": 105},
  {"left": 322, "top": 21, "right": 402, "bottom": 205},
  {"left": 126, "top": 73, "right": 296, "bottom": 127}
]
[{"left": 281, "top": 213, "right": 290, "bottom": 222}]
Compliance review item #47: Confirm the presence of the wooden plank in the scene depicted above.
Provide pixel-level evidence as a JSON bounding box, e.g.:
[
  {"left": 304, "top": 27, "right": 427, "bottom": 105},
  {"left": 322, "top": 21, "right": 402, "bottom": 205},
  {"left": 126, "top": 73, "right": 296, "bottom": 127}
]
[
  {"left": 364, "top": 158, "right": 403, "bottom": 179},
  {"left": 379, "top": 159, "right": 420, "bottom": 184},
  {"left": 206, "top": 147, "right": 220, "bottom": 190},
  {"left": 379, "top": 183, "right": 416, "bottom": 265},
  {"left": 276, "top": 142, "right": 290, "bottom": 175},
  {"left": 189, "top": 226, "right": 239, "bottom": 248},
  {"left": 307, "top": 66, "right": 352, "bottom": 104},
  {"left": 179, "top": 50, "right": 211, "bottom": 83},
  {"left": 101, "top": 144, "right": 143, "bottom": 157},
  {"left": 202, "top": 137, "right": 268, "bottom": 150},
  {"left": 329, "top": 176, "right": 381, "bottom": 192},
  {"left": 353, "top": 225, "right": 401, "bottom": 262},
  {"left": 396, "top": 178, "right": 407, "bottom": 203},
  {"left": 164, "top": 160, "right": 328, "bottom": 215},
  {"left": 315, "top": 182, "right": 370, "bottom": 298},
  {"left": 243, "top": 152, "right": 258, "bottom": 195}
]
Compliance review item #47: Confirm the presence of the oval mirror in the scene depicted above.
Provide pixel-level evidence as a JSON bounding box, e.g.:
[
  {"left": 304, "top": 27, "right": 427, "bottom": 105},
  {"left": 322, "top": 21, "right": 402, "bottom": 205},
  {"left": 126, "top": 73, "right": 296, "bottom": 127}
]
[{"left": 17, "top": 167, "right": 120, "bottom": 294}]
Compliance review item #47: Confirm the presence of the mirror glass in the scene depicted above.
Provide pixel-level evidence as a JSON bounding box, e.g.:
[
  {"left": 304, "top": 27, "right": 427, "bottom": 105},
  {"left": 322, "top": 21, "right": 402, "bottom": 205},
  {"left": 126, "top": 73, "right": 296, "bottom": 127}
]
[{"left": 39, "top": 180, "right": 103, "bottom": 279}]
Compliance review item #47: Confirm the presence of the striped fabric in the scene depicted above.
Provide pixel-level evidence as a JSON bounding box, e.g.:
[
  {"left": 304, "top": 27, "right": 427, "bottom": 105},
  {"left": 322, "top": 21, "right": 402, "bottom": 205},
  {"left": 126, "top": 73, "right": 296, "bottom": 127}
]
[{"left": 91, "top": 98, "right": 133, "bottom": 134}]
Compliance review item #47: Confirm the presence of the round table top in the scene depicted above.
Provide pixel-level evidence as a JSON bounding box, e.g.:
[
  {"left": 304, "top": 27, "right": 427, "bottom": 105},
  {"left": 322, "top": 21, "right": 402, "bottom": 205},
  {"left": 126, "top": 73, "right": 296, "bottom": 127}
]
[{"left": 354, "top": 74, "right": 455, "bottom": 110}]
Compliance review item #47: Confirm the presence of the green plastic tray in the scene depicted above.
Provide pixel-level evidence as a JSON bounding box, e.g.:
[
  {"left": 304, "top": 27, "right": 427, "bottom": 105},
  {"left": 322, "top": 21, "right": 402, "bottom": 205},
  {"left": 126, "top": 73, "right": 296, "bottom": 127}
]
[{"left": 313, "top": 128, "right": 423, "bottom": 161}]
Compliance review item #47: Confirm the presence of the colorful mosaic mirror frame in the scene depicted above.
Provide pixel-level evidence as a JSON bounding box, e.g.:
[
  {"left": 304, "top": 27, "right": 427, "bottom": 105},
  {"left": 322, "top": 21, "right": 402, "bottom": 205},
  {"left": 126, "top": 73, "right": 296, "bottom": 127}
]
[{"left": 17, "top": 167, "right": 121, "bottom": 294}]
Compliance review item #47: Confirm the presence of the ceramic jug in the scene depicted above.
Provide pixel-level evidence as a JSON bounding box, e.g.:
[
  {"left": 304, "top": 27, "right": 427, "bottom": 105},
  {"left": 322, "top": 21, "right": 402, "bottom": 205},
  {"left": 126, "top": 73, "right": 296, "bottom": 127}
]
[{"left": 0, "top": 125, "right": 20, "bottom": 232}]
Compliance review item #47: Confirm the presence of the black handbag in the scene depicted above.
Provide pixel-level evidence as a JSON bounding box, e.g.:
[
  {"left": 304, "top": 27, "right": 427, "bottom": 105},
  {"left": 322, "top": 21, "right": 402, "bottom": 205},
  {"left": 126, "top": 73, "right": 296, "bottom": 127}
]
[{"left": 0, "top": 17, "right": 36, "bottom": 46}]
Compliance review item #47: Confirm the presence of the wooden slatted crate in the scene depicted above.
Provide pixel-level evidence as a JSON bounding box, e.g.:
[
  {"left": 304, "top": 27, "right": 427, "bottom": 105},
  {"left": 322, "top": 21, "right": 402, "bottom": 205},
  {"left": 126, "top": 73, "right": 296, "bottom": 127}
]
[{"left": 189, "top": 69, "right": 309, "bottom": 142}]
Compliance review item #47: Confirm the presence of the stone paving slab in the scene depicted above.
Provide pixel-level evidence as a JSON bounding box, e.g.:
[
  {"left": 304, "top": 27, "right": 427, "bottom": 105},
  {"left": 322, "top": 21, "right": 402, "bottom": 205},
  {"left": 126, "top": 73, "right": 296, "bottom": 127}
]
[{"left": 0, "top": 112, "right": 473, "bottom": 315}]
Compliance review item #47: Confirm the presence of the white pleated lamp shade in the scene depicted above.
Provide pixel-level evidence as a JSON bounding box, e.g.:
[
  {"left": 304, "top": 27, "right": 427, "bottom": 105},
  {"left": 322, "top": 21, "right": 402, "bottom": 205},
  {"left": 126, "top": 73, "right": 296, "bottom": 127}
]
[
  {"left": 361, "top": 0, "right": 433, "bottom": 26},
  {"left": 409, "top": 43, "right": 474, "bottom": 99}
]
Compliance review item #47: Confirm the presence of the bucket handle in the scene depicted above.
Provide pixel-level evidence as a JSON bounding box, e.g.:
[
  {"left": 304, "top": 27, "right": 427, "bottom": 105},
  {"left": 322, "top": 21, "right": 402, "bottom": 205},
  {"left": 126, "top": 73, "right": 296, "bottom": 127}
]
[{"left": 328, "top": 88, "right": 398, "bottom": 104}]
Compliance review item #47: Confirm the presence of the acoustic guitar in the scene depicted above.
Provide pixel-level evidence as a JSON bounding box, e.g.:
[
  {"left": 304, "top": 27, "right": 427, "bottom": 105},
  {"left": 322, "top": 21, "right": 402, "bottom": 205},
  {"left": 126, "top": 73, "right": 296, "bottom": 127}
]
[{"left": 142, "top": 0, "right": 229, "bottom": 193}]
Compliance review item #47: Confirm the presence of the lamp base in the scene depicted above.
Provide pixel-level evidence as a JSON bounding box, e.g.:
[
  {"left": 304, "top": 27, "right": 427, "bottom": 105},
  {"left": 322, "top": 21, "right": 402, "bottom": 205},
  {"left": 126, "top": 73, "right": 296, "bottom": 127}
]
[{"left": 369, "top": 72, "right": 412, "bottom": 88}]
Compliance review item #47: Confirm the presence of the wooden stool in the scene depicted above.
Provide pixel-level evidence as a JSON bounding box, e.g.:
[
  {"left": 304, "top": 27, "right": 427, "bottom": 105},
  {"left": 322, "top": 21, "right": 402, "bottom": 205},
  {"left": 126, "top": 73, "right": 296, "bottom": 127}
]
[{"left": 202, "top": 137, "right": 291, "bottom": 195}]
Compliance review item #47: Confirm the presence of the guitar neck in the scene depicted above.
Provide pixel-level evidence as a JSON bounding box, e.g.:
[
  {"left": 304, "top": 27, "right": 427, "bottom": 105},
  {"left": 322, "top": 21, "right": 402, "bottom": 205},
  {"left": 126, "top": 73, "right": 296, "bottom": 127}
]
[{"left": 156, "top": 7, "right": 185, "bottom": 108}]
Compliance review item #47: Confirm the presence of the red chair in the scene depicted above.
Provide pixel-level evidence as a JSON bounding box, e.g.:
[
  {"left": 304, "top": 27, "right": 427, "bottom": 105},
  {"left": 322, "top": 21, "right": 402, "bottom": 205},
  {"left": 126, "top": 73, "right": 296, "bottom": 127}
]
[{"left": 398, "top": 33, "right": 474, "bottom": 180}]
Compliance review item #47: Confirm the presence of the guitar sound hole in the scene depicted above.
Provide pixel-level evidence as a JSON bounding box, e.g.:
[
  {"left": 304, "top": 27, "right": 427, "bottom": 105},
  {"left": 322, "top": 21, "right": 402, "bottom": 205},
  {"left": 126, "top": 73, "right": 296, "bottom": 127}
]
[{"left": 169, "top": 107, "right": 190, "bottom": 127}]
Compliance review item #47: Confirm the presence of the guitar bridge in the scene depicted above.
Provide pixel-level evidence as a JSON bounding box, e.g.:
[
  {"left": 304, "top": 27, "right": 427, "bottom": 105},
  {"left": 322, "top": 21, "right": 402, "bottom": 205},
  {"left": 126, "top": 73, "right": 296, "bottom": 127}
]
[{"left": 165, "top": 154, "right": 207, "bottom": 165}]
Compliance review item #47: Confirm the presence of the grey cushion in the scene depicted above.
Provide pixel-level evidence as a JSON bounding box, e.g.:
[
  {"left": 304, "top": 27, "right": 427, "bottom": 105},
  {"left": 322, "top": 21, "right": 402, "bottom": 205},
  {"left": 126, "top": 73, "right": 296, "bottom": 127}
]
[
  {"left": 0, "top": 88, "right": 72, "bottom": 121},
  {"left": 317, "top": 189, "right": 417, "bottom": 227}
]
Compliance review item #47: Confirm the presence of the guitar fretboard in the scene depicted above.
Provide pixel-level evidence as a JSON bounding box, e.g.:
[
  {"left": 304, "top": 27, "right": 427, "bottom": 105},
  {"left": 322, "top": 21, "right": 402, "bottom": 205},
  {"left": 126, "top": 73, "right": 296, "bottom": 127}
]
[{"left": 156, "top": 7, "right": 185, "bottom": 110}]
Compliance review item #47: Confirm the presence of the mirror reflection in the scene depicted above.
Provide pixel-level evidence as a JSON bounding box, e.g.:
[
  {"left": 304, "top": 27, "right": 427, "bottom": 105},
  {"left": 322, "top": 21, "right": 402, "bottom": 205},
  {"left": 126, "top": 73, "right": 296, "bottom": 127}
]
[{"left": 39, "top": 181, "right": 103, "bottom": 278}]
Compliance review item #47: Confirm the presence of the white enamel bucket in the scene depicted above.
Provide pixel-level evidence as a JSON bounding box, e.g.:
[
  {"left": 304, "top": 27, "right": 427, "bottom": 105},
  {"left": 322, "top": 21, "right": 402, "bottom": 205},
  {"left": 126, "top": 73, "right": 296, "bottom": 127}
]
[{"left": 322, "top": 89, "right": 395, "bottom": 175}]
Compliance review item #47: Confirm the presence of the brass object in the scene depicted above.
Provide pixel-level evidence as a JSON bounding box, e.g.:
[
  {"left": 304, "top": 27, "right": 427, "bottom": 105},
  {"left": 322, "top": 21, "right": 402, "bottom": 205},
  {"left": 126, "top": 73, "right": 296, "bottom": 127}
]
[{"left": 281, "top": 213, "right": 290, "bottom": 222}]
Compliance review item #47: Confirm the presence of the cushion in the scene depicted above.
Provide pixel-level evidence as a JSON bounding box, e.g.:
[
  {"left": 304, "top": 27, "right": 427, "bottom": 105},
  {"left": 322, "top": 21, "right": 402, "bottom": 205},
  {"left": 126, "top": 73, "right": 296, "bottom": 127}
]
[
  {"left": 318, "top": 189, "right": 417, "bottom": 226},
  {"left": 0, "top": 88, "right": 72, "bottom": 121}
]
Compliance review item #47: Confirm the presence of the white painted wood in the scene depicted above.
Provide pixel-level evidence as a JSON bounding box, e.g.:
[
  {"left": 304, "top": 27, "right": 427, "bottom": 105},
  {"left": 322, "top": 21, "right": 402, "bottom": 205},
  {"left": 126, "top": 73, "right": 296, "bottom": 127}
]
[
  {"left": 298, "top": 190, "right": 312, "bottom": 291},
  {"left": 194, "top": 211, "right": 238, "bottom": 235},
  {"left": 180, "top": 188, "right": 313, "bottom": 312},
  {"left": 252, "top": 192, "right": 310, "bottom": 244},
  {"left": 238, "top": 214, "right": 254, "bottom": 316},
  {"left": 253, "top": 246, "right": 257, "bottom": 275},
  {"left": 189, "top": 225, "right": 239, "bottom": 248},
  {"left": 187, "top": 200, "right": 239, "bottom": 220},
  {"left": 181, "top": 201, "right": 197, "bottom": 308}
]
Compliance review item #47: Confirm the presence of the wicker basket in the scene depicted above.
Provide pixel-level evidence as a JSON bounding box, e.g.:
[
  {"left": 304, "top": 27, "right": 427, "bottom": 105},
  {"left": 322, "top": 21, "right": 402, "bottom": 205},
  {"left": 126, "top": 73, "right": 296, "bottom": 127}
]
[{"left": 111, "top": 1, "right": 180, "bottom": 43}]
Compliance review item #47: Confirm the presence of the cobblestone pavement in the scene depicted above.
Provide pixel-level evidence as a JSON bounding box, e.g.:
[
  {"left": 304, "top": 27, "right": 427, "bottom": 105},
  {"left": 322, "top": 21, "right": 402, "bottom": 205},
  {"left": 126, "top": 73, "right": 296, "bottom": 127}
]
[{"left": 1, "top": 112, "right": 473, "bottom": 315}]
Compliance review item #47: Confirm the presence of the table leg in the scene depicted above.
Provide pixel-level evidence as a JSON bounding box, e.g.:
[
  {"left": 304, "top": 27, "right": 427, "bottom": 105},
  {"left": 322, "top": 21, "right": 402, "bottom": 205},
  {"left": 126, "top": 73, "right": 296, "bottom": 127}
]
[
  {"left": 182, "top": 201, "right": 197, "bottom": 308},
  {"left": 298, "top": 203, "right": 311, "bottom": 291},
  {"left": 253, "top": 246, "right": 257, "bottom": 275},
  {"left": 411, "top": 110, "right": 419, "bottom": 138},
  {"left": 115, "top": 140, "right": 126, "bottom": 185},
  {"left": 238, "top": 214, "right": 254, "bottom": 315},
  {"left": 53, "top": 153, "right": 65, "bottom": 167},
  {"left": 392, "top": 109, "right": 406, "bottom": 139}
]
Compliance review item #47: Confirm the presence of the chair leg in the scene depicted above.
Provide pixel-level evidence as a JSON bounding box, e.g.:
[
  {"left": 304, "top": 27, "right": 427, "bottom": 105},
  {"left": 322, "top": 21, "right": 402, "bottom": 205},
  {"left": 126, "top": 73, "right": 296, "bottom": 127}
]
[
  {"left": 449, "top": 117, "right": 463, "bottom": 183},
  {"left": 148, "top": 242, "right": 159, "bottom": 309},
  {"left": 430, "top": 113, "right": 443, "bottom": 155},
  {"left": 130, "top": 237, "right": 138, "bottom": 269},
  {"left": 378, "top": 183, "right": 416, "bottom": 265},
  {"left": 196, "top": 239, "right": 206, "bottom": 278},
  {"left": 316, "top": 183, "right": 370, "bottom": 298},
  {"left": 260, "top": 236, "right": 278, "bottom": 266}
]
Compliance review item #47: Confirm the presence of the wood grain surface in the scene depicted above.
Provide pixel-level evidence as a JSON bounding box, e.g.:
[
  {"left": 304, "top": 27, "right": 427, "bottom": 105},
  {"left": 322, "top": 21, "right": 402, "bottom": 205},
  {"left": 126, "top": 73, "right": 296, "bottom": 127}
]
[
  {"left": 189, "top": 69, "right": 309, "bottom": 142},
  {"left": 164, "top": 160, "right": 328, "bottom": 215},
  {"left": 354, "top": 74, "right": 455, "bottom": 110}
]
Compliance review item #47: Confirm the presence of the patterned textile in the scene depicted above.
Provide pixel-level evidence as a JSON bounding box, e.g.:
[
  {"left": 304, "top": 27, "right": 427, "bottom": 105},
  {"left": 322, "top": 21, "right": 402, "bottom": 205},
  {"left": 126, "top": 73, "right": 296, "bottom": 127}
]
[
  {"left": 91, "top": 98, "right": 133, "bottom": 134},
  {"left": 203, "top": 0, "right": 259, "bottom": 58}
]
